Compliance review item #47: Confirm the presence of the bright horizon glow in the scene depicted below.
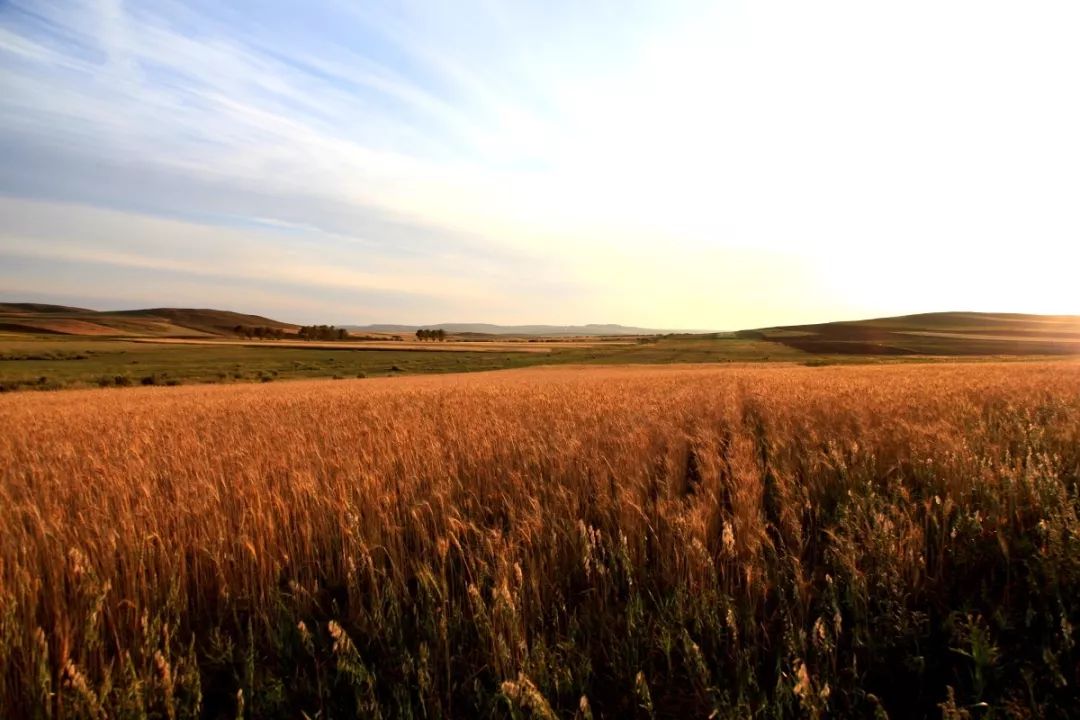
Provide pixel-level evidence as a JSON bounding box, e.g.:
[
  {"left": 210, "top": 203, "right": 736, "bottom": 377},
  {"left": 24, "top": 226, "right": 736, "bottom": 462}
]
[{"left": 1, "top": 1, "right": 1078, "bottom": 328}]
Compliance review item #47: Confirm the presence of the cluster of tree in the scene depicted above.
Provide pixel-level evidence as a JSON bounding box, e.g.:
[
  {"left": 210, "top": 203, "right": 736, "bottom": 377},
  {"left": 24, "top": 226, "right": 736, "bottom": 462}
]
[
  {"left": 352, "top": 334, "right": 403, "bottom": 342},
  {"left": 415, "top": 328, "right": 447, "bottom": 341},
  {"left": 298, "top": 325, "right": 349, "bottom": 341},
  {"left": 233, "top": 325, "right": 286, "bottom": 340}
]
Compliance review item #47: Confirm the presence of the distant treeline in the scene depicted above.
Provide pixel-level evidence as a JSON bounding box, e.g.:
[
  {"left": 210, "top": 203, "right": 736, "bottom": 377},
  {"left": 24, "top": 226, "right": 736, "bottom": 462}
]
[
  {"left": 298, "top": 325, "right": 349, "bottom": 341},
  {"left": 415, "top": 328, "right": 447, "bottom": 341},
  {"left": 232, "top": 325, "right": 352, "bottom": 341},
  {"left": 232, "top": 325, "right": 286, "bottom": 339}
]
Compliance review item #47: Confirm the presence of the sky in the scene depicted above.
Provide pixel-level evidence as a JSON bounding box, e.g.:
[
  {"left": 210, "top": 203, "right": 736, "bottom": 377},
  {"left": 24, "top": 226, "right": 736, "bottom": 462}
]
[{"left": 0, "top": 0, "right": 1078, "bottom": 329}]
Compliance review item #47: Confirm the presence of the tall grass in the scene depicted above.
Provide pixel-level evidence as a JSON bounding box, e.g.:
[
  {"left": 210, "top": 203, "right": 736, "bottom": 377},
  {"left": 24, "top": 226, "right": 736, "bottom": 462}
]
[{"left": 1, "top": 362, "right": 1078, "bottom": 718}]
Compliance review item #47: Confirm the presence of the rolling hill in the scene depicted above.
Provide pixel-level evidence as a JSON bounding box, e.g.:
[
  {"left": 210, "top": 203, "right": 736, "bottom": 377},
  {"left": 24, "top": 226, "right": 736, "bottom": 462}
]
[
  {"left": 745, "top": 311, "right": 1080, "bottom": 355},
  {"left": 0, "top": 304, "right": 297, "bottom": 338},
  {"left": 0, "top": 303, "right": 96, "bottom": 314}
]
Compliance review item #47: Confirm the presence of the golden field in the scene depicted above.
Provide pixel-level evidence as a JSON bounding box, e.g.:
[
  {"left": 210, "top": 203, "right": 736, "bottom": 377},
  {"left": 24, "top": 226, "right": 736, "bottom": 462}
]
[{"left": 2, "top": 362, "right": 1079, "bottom": 718}]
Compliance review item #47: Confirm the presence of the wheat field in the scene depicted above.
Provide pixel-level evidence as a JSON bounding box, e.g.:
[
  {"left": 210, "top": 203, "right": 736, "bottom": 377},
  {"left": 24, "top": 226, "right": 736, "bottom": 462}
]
[{"left": 2, "top": 362, "right": 1079, "bottom": 718}]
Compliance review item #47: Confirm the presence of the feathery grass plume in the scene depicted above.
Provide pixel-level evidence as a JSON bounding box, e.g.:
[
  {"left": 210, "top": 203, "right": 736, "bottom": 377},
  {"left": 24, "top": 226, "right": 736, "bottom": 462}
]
[
  {"left": 501, "top": 672, "right": 558, "bottom": 720},
  {"left": 634, "top": 671, "right": 654, "bottom": 718},
  {"left": 328, "top": 621, "right": 381, "bottom": 717},
  {"left": 62, "top": 661, "right": 104, "bottom": 720},
  {"left": 575, "top": 694, "right": 594, "bottom": 720}
]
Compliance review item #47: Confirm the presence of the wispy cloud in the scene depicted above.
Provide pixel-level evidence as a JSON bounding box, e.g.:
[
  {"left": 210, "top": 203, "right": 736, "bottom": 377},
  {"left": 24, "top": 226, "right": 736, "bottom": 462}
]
[
  {"left": 1, "top": 0, "right": 1078, "bottom": 325},
  {"left": 0, "top": 196, "right": 535, "bottom": 312}
]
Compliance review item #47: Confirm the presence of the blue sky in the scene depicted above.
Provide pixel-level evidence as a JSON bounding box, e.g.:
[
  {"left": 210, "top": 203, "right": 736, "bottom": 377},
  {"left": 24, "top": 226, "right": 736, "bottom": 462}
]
[{"left": 1, "top": 0, "right": 1078, "bottom": 327}]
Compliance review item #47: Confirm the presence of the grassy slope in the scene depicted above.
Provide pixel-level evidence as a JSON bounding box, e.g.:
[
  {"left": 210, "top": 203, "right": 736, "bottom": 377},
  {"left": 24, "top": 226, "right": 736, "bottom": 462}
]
[
  {"left": 0, "top": 336, "right": 811, "bottom": 391},
  {"left": 4, "top": 330, "right": 1075, "bottom": 393}
]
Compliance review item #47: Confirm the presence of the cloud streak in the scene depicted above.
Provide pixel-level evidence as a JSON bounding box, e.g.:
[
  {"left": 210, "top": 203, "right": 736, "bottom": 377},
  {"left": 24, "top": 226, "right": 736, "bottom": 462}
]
[{"left": 1, "top": 0, "right": 1078, "bottom": 326}]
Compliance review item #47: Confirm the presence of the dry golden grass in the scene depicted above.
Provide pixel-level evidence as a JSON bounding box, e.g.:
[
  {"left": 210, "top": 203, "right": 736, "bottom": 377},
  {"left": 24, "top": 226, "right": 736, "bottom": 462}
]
[{"left": 1, "top": 361, "right": 1079, "bottom": 718}]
